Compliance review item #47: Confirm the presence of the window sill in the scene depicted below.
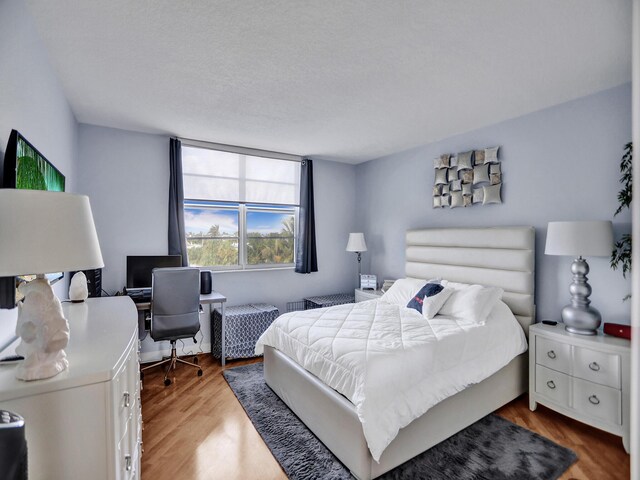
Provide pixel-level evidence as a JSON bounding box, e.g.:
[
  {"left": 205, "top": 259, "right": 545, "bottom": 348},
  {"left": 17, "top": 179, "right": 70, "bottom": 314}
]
[{"left": 197, "top": 266, "right": 295, "bottom": 274}]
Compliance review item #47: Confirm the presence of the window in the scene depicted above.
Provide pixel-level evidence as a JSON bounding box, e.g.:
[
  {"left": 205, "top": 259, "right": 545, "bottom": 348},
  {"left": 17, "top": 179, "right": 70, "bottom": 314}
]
[{"left": 182, "top": 143, "right": 300, "bottom": 270}]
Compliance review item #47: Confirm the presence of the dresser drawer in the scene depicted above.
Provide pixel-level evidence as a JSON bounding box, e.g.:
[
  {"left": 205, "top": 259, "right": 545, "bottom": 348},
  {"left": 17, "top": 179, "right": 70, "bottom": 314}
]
[
  {"left": 127, "top": 411, "right": 140, "bottom": 480},
  {"left": 572, "top": 377, "right": 621, "bottom": 425},
  {"left": 113, "top": 363, "right": 128, "bottom": 442},
  {"left": 536, "top": 336, "right": 571, "bottom": 374},
  {"left": 113, "top": 346, "right": 138, "bottom": 446},
  {"left": 573, "top": 346, "right": 620, "bottom": 389},
  {"left": 116, "top": 420, "right": 132, "bottom": 480},
  {"left": 535, "top": 365, "right": 570, "bottom": 407}
]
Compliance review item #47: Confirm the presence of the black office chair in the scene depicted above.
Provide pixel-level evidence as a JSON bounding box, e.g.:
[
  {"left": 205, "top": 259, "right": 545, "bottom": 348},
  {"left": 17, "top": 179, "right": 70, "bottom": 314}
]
[{"left": 140, "top": 267, "right": 202, "bottom": 386}]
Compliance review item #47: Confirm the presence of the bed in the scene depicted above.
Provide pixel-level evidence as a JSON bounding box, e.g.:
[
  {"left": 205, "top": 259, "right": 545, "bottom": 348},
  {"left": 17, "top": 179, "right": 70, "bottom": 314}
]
[{"left": 260, "top": 226, "right": 535, "bottom": 479}]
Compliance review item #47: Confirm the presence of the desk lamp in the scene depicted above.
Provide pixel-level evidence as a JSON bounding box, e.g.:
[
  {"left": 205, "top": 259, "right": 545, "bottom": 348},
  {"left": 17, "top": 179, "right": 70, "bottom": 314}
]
[
  {"left": 545, "top": 221, "right": 613, "bottom": 335},
  {"left": 346, "top": 232, "right": 367, "bottom": 280},
  {"left": 0, "top": 190, "right": 104, "bottom": 380}
]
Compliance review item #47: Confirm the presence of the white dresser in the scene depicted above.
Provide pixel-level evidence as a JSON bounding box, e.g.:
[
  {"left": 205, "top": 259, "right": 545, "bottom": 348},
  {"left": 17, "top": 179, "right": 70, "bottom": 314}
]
[
  {"left": 0, "top": 297, "right": 141, "bottom": 479},
  {"left": 529, "top": 322, "right": 630, "bottom": 453}
]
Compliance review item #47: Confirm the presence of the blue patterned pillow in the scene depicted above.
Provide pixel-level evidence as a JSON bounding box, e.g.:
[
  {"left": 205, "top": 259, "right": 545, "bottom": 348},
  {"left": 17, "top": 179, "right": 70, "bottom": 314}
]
[{"left": 406, "top": 283, "right": 444, "bottom": 314}]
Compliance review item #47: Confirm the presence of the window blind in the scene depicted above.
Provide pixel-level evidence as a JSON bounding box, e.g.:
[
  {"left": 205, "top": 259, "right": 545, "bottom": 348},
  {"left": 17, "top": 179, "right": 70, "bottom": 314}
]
[{"left": 182, "top": 146, "right": 300, "bottom": 205}]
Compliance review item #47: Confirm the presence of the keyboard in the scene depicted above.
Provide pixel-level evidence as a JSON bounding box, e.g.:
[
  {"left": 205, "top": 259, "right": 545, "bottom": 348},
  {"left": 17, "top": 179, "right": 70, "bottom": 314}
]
[{"left": 125, "top": 288, "right": 151, "bottom": 303}]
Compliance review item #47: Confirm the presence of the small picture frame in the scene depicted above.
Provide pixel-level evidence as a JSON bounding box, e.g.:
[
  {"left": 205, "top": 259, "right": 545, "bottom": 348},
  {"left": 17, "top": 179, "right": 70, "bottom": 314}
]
[{"left": 360, "top": 274, "right": 377, "bottom": 290}]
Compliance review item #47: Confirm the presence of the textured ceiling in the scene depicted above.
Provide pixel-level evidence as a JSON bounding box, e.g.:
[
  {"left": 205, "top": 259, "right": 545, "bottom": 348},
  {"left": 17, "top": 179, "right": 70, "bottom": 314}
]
[{"left": 25, "top": 1, "right": 631, "bottom": 164}]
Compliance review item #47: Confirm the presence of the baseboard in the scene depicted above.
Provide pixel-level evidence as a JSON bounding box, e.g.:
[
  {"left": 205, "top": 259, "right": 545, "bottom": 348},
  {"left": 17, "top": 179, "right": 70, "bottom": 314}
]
[{"left": 139, "top": 342, "right": 211, "bottom": 363}]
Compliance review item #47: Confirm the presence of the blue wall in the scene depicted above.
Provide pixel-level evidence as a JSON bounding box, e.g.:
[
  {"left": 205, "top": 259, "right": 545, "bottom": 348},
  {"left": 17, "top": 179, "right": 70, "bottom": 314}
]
[
  {"left": 0, "top": 0, "right": 79, "bottom": 349},
  {"left": 356, "top": 83, "right": 632, "bottom": 325}
]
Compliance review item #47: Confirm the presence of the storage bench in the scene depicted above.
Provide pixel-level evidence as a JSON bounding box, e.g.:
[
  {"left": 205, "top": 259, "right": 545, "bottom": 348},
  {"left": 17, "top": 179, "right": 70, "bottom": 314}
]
[
  {"left": 212, "top": 303, "right": 279, "bottom": 360},
  {"left": 304, "top": 293, "right": 355, "bottom": 309}
]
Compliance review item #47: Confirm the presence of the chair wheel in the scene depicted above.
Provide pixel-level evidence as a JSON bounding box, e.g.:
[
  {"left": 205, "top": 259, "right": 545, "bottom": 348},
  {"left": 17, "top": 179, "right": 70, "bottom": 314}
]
[
  {"left": 193, "top": 356, "right": 198, "bottom": 365},
  {"left": 197, "top": 369, "right": 203, "bottom": 376},
  {"left": 164, "top": 378, "right": 171, "bottom": 386}
]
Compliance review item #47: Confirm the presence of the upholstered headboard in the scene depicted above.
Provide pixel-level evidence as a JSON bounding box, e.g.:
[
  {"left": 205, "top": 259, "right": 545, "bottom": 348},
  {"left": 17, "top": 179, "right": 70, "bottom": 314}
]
[{"left": 405, "top": 226, "right": 535, "bottom": 332}]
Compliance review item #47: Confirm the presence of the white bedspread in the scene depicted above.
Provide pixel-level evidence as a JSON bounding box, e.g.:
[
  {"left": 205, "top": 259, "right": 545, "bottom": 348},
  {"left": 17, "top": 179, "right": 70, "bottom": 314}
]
[{"left": 255, "top": 299, "right": 527, "bottom": 462}]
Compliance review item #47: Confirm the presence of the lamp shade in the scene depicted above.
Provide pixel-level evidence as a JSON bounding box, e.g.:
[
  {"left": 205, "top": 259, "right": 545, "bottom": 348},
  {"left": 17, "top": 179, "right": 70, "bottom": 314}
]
[
  {"left": 346, "top": 233, "right": 367, "bottom": 252},
  {"left": 0, "top": 190, "right": 104, "bottom": 276},
  {"left": 545, "top": 221, "right": 613, "bottom": 257}
]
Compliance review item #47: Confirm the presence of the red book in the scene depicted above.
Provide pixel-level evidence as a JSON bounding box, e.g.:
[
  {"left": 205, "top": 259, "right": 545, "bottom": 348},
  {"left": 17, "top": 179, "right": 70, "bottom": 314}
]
[{"left": 603, "top": 323, "right": 631, "bottom": 340}]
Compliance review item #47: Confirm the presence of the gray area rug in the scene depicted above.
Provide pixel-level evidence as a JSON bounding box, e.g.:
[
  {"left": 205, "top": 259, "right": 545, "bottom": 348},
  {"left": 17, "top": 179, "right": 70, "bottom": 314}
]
[{"left": 223, "top": 363, "right": 577, "bottom": 480}]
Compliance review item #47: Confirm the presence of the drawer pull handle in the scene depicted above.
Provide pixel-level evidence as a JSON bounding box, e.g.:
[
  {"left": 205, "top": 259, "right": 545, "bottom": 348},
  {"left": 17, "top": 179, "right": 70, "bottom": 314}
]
[
  {"left": 546, "top": 380, "right": 556, "bottom": 389},
  {"left": 123, "top": 392, "right": 130, "bottom": 408},
  {"left": 588, "top": 395, "right": 600, "bottom": 405},
  {"left": 589, "top": 362, "right": 600, "bottom": 372},
  {"left": 125, "top": 454, "right": 132, "bottom": 471},
  {"left": 547, "top": 350, "right": 556, "bottom": 359}
]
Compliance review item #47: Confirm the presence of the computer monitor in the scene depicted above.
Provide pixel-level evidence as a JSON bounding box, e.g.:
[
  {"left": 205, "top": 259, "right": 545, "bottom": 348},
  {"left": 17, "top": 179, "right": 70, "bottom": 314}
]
[{"left": 126, "top": 255, "right": 182, "bottom": 289}]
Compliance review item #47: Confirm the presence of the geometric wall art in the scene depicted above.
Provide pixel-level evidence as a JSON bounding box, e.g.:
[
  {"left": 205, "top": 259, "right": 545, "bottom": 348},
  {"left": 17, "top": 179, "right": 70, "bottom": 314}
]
[{"left": 432, "top": 146, "right": 502, "bottom": 208}]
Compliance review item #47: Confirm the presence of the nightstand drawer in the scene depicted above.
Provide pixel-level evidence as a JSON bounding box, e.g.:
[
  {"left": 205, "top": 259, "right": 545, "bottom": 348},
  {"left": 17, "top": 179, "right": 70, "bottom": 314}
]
[
  {"left": 572, "top": 377, "right": 621, "bottom": 425},
  {"left": 573, "top": 346, "right": 620, "bottom": 389},
  {"left": 536, "top": 336, "right": 571, "bottom": 374},
  {"left": 535, "top": 365, "right": 570, "bottom": 407}
]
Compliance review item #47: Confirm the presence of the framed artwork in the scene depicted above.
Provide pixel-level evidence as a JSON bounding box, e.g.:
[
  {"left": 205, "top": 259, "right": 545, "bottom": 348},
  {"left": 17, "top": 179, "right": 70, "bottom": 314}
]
[
  {"left": 1, "top": 130, "right": 66, "bottom": 307},
  {"left": 432, "top": 146, "right": 502, "bottom": 208}
]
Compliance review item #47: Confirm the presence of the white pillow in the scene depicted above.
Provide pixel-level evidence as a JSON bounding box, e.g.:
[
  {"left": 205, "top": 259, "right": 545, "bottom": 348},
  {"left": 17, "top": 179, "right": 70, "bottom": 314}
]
[
  {"left": 441, "top": 280, "right": 471, "bottom": 290},
  {"left": 380, "top": 278, "right": 437, "bottom": 306},
  {"left": 422, "top": 287, "right": 454, "bottom": 320},
  {"left": 439, "top": 281, "right": 504, "bottom": 324}
]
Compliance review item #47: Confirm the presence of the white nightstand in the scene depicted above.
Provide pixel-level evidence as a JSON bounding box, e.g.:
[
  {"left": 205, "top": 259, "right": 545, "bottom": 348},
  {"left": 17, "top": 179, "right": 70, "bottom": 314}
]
[
  {"left": 529, "top": 322, "right": 631, "bottom": 453},
  {"left": 354, "top": 288, "right": 383, "bottom": 302}
]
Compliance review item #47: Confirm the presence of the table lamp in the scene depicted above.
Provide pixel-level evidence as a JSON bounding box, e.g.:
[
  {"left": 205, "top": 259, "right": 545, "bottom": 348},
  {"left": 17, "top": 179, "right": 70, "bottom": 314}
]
[
  {"left": 0, "top": 190, "right": 104, "bottom": 380},
  {"left": 346, "top": 233, "right": 367, "bottom": 279},
  {"left": 545, "top": 221, "right": 613, "bottom": 335}
]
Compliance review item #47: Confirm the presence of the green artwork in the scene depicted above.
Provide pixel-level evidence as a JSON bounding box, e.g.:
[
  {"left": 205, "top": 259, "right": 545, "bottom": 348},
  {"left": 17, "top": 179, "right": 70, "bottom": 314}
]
[{"left": 16, "top": 139, "right": 65, "bottom": 191}]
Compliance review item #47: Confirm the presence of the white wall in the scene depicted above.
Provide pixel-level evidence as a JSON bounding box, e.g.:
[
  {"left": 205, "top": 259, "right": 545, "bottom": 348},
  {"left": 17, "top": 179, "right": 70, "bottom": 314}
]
[
  {"left": 0, "top": 0, "right": 79, "bottom": 349},
  {"left": 356, "top": 84, "right": 632, "bottom": 326},
  {"left": 77, "top": 124, "right": 357, "bottom": 358},
  {"left": 77, "top": 125, "right": 170, "bottom": 293}
]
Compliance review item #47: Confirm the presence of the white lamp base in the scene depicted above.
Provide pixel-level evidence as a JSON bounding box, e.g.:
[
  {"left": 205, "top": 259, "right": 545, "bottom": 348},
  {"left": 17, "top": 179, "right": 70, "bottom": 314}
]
[{"left": 14, "top": 277, "right": 70, "bottom": 381}]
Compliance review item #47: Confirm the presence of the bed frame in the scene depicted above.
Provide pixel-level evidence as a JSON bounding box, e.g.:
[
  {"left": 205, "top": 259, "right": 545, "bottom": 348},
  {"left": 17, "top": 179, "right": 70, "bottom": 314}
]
[{"left": 264, "top": 226, "right": 535, "bottom": 479}]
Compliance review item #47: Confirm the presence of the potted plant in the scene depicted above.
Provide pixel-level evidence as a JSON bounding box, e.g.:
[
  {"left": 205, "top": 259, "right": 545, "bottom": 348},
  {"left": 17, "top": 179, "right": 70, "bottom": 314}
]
[{"left": 610, "top": 142, "right": 632, "bottom": 299}]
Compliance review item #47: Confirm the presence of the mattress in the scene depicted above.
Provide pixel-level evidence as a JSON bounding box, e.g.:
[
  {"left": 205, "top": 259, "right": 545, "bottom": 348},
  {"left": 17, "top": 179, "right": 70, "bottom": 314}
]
[{"left": 255, "top": 298, "right": 528, "bottom": 461}]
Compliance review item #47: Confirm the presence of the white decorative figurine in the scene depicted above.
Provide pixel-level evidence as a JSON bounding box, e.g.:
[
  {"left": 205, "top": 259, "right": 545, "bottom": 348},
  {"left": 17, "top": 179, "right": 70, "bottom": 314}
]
[
  {"left": 69, "top": 271, "right": 89, "bottom": 302},
  {"left": 14, "top": 277, "right": 70, "bottom": 381}
]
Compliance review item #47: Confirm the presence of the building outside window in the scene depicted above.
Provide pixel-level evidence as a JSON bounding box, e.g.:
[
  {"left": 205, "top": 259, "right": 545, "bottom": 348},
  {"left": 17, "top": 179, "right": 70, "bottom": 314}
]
[{"left": 181, "top": 143, "right": 300, "bottom": 270}]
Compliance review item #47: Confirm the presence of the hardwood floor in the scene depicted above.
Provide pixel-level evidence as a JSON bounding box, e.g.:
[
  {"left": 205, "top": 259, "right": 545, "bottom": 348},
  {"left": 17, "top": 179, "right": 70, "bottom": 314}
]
[
  {"left": 141, "top": 354, "right": 630, "bottom": 480},
  {"left": 141, "top": 355, "right": 284, "bottom": 480},
  {"left": 497, "top": 398, "right": 629, "bottom": 480}
]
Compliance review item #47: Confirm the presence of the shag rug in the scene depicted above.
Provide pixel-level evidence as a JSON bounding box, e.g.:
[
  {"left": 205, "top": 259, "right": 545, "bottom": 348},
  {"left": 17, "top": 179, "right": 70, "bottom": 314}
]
[{"left": 223, "top": 363, "right": 577, "bottom": 480}]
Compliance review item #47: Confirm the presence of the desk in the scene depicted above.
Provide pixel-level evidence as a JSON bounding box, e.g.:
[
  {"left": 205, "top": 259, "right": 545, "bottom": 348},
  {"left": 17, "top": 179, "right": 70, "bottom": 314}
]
[
  {"left": 134, "top": 291, "right": 228, "bottom": 365},
  {"left": 133, "top": 291, "right": 226, "bottom": 312}
]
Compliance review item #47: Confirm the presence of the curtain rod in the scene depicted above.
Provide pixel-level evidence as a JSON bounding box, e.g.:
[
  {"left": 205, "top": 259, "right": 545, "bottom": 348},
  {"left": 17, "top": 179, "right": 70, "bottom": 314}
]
[{"left": 178, "top": 137, "right": 303, "bottom": 163}]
